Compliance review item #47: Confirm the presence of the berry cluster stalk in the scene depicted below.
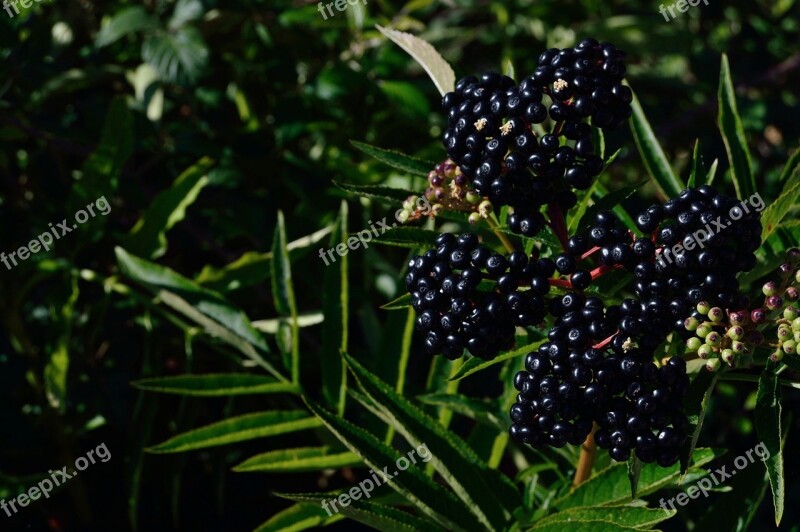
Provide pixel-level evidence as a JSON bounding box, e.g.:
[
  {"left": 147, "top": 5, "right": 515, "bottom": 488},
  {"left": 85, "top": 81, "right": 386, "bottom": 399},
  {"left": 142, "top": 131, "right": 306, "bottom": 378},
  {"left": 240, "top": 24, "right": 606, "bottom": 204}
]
[{"left": 573, "top": 424, "right": 598, "bottom": 486}]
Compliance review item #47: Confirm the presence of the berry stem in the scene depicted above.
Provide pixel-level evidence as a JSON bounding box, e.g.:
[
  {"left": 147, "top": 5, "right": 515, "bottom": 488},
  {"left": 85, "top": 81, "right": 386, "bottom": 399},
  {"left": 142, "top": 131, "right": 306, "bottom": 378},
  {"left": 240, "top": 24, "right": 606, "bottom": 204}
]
[
  {"left": 589, "top": 263, "right": 618, "bottom": 279},
  {"left": 592, "top": 331, "right": 618, "bottom": 350},
  {"left": 548, "top": 278, "right": 573, "bottom": 289},
  {"left": 573, "top": 423, "right": 598, "bottom": 487},
  {"left": 547, "top": 203, "right": 569, "bottom": 252},
  {"left": 552, "top": 120, "right": 565, "bottom": 137},
  {"left": 486, "top": 214, "right": 517, "bottom": 253},
  {"left": 580, "top": 246, "right": 601, "bottom": 261}
]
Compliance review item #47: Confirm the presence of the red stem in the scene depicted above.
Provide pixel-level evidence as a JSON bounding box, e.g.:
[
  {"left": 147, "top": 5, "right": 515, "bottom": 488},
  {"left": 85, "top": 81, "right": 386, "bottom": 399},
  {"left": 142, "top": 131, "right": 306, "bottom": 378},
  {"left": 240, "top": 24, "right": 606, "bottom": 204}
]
[
  {"left": 593, "top": 331, "right": 619, "bottom": 350},
  {"left": 589, "top": 264, "right": 620, "bottom": 280},
  {"left": 580, "top": 246, "right": 601, "bottom": 261},
  {"left": 549, "top": 278, "right": 573, "bottom": 288},
  {"left": 547, "top": 203, "right": 569, "bottom": 252}
]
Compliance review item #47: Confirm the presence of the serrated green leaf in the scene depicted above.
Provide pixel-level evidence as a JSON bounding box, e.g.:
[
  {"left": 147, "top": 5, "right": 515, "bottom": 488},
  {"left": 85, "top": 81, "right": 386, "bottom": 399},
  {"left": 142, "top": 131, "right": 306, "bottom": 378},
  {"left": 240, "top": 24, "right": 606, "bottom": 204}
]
[
  {"left": 681, "top": 370, "right": 718, "bottom": 475},
  {"left": 350, "top": 140, "right": 435, "bottom": 176},
  {"left": 694, "top": 455, "right": 769, "bottom": 532},
  {"left": 132, "top": 374, "right": 298, "bottom": 396},
  {"left": 688, "top": 139, "right": 701, "bottom": 188},
  {"left": 146, "top": 411, "right": 322, "bottom": 454},
  {"left": 333, "top": 181, "right": 416, "bottom": 203},
  {"left": 322, "top": 201, "right": 349, "bottom": 412},
  {"left": 277, "top": 492, "right": 441, "bottom": 531},
  {"left": 304, "top": 400, "right": 477, "bottom": 530},
  {"left": 125, "top": 157, "right": 213, "bottom": 259},
  {"left": 577, "top": 180, "right": 645, "bottom": 233},
  {"left": 755, "top": 361, "right": 784, "bottom": 525},
  {"left": 629, "top": 86, "right": 684, "bottom": 198},
  {"left": 375, "top": 227, "right": 439, "bottom": 248},
  {"left": 718, "top": 54, "right": 755, "bottom": 200},
  {"left": 450, "top": 339, "right": 547, "bottom": 381},
  {"left": 272, "top": 211, "right": 300, "bottom": 381},
  {"left": 531, "top": 505, "right": 674, "bottom": 529},
  {"left": 416, "top": 393, "right": 505, "bottom": 431},
  {"left": 114, "top": 247, "right": 283, "bottom": 379},
  {"left": 555, "top": 448, "right": 723, "bottom": 510},
  {"left": 761, "top": 160, "right": 800, "bottom": 241},
  {"left": 254, "top": 503, "right": 342, "bottom": 532},
  {"left": 344, "top": 353, "right": 517, "bottom": 528},
  {"left": 375, "top": 26, "right": 455, "bottom": 96},
  {"left": 233, "top": 447, "right": 360, "bottom": 473},
  {"left": 95, "top": 6, "right": 158, "bottom": 47},
  {"left": 530, "top": 519, "right": 644, "bottom": 532}
]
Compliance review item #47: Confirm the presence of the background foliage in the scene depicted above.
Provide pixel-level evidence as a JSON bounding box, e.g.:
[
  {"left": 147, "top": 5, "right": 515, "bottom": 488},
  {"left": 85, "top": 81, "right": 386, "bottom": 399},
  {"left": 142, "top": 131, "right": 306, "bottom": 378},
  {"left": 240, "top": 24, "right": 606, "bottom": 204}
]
[{"left": 1, "top": 0, "right": 799, "bottom": 530}]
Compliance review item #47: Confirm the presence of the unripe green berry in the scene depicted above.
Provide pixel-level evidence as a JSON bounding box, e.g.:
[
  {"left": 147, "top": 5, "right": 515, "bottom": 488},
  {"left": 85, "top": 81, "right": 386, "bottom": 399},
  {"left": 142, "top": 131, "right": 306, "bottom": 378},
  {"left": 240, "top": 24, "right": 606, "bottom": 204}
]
[
  {"left": 708, "top": 307, "right": 724, "bottom": 323},
  {"left": 795, "top": 330, "right": 800, "bottom": 343},
  {"left": 402, "top": 196, "right": 418, "bottom": 211},
  {"left": 706, "top": 331, "right": 722, "bottom": 347},
  {"left": 795, "top": 269, "right": 800, "bottom": 284},
  {"left": 726, "top": 326, "right": 744, "bottom": 340},
  {"left": 684, "top": 317, "right": 699, "bottom": 331},
  {"left": 771, "top": 350, "right": 785, "bottom": 362},
  {"left": 697, "top": 344, "right": 713, "bottom": 359},
  {"left": 397, "top": 210, "right": 410, "bottom": 223},
  {"left": 686, "top": 337, "right": 702, "bottom": 351},
  {"left": 793, "top": 317, "right": 800, "bottom": 331},
  {"left": 706, "top": 358, "right": 721, "bottom": 372},
  {"left": 731, "top": 341, "right": 747, "bottom": 354},
  {"left": 778, "top": 326, "right": 792, "bottom": 341},
  {"left": 478, "top": 200, "right": 493, "bottom": 217},
  {"left": 763, "top": 281, "right": 779, "bottom": 297},
  {"left": 466, "top": 191, "right": 481, "bottom": 204},
  {"left": 696, "top": 324, "right": 712, "bottom": 338},
  {"left": 729, "top": 311, "right": 747, "bottom": 326},
  {"left": 783, "top": 339, "right": 797, "bottom": 354},
  {"left": 784, "top": 306, "right": 798, "bottom": 321},
  {"left": 721, "top": 349, "right": 736, "bottom": 365},
  {"left": 697, "top": 301, "right": 711, "bottom": 315},
  {"left": 467, "top": 212, "right": 481, "bottom": 225}
]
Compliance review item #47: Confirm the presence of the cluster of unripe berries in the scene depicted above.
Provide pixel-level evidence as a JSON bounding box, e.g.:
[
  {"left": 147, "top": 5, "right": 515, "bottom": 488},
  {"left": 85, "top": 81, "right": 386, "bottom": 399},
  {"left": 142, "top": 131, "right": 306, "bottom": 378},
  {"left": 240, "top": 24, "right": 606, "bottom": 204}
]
[
  {"left": 421, "top": 159, "right": 493, "bottom": 224},
  {"left": 441, "top": 39, "right": 631, "bottom": 238},
  {"left": 681, "top": 248, "right": 800, "bottom": 368}
]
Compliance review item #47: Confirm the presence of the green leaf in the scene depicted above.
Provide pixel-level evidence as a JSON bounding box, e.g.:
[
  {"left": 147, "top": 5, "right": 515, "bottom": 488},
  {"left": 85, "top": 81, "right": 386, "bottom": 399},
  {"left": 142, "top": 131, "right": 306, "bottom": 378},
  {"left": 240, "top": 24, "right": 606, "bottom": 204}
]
[
  {"left": 343, "top": 353, "right": 518, "bottom": 528},
  {"left": 681, "top": 370, "right": 719, "bottom": 475},
  {"left": 254, "top": 503, "right": 342, "bottom": 532},
  {"left": 627, "top": 455, "right": 643, "bottom": 499},
  {"left": 114, "top": 247, "right": 283, "bottom": 379},
  {"left": 530, "top": 506, "right": 675, "bottom": 529},
  {"left": 718, "top": 54, "right": 755, "bottom": 200},
  {"left": 706, "top": 158, "right": 719, "bottom": 186},
  {"left": 375, "top": 227, "right": 439, "bottom": 248},
  {"left": 577, "top": 181, "right": 645, "bottom": 233},
  {"left": 694, "top": 455, "right": 769, "bottom": 532},
  {"left": 322, "top": 201, "right": 349, "bottom": 411},
  {"left": 146, "top": 410, "right": 322, "bottom": 454},
  {"left": 449, "top": 339, "right": 547, "bottom": 381},
  {"left": 125, "top": 157, "right": 213, "bottom": 259},
  {"left": 629, "top": 85, "right": 685, "bottom": 198},
  {"left": 555, "top": 448, "right": 723, "bottom": 510},
  {"left": 233, "top": 447, "right": 360, "bottom": 473},
  {"left": 350, "top": 141, "right": 434, "bottom": 176},
  {"left": 272, "top": 211, "right": 300, "bottom": 381},
  {"left": 95, "top": 6, "right": 158, "bottom": 47},
  {"left": 169, "top": 0, "right": 204, "bottom": 30},
  {"left": 195, "top": 226, "right": 331, "bottom": 292},
  {"left": 277, "top": 493, "right": 441, "bottom": 531},
  {"left": 132, "top": 374, "right": 299, "bottom": 396},
  {"left": 142, "top": 27, "right": 208, "bottom": 85},
  {"left": 333, "top": 181, "right": 416, "bottom": 203},
  {"left": 375, "top": 26, "right": 455, "bottom": 96},
  {"left": 381, "top": 292, "right": 412, "bottom": 310},
  {"left": 761, "top": 159, "right": 800, "bottom": 241},
  {"left": 529, "top": 520, "right": 643, "bottom": 532},
  {"left": 688, "top": 139, "right": 701, "bottom": 188},
  {"left": 304, "top": 400, "right": 478, "bottom": 530},
  {"left": 755, "top": 361, "right": 784, "bottom": 525},
  {"left": 416, "top": 393, "right": 505, "bottom": 431}
]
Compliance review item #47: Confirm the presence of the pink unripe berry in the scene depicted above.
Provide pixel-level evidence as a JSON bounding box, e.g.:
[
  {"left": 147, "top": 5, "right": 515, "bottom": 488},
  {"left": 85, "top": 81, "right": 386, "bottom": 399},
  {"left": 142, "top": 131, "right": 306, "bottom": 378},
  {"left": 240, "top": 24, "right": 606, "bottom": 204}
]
[
  {"left": 751, "top": 308, "right": 767, "bottom": 323},
  {"left": 763, "top": 281, "right": 778, "bottom": 297},
  {"left": 766, "top": 295, "right": 783, "bottom": 310}
]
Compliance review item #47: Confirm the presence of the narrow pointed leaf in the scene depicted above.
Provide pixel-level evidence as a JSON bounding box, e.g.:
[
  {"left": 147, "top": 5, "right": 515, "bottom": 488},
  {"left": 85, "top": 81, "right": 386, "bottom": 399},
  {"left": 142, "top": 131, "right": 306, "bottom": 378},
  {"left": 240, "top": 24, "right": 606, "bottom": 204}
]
[
  {"left": 304, "top": 400, "right": 477, "bottom": 530},
  {"left": 254, "top": 503, "right": 342, "bottom": 532},
  {"left": 718, "top": 54, "right": 755, "bottom": 200},
  {"left": 272, "top": 211, "right": 299, "bottom": 381},
  {"left": 350, "top": 141, "right": 435, "bottom": 176},
  {"left": 449, "top": 339, "right": 546, "bottom": 381},
  {"left": 234, "top": 447, "right": 360, "bottom": 473},
  {"left": 376, "top": 25, "right": 455, "bottom": 96},
  {"left": 344, "top": 353, "right": 517, "bottom": 528},
  {"left": 761, "top": 162, "right": 800, "bottom": 241},
  {"left": 755, "top": 361, "right": 784, "bottom": 525},
  {"left": 132, "top": 374, "right": 299, "bottom": 396},
  {"left": 629, "top": 86, "right": 684, "bottom": 197},
  {"left": 333, "top": 181, "right": 417, "bottom": 203},
  {"left": 530, "top": 506, "right": 675, "bottom": 529},
  {"left": 277, "top": 493, "right": 442, "bottom": 531},
  {"left": 146, "top": 411, "right": 321, "bottom": 454},
  {"left": 322, "top": 201, "right": 349, "bottom": 410}
]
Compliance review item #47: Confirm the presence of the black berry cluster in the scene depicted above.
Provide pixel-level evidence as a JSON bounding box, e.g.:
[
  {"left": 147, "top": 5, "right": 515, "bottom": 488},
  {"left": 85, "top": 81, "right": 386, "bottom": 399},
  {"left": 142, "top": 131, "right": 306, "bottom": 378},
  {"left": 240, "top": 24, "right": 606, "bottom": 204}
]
[
  {"left": 632, "top": 185, "right": 760, "bottom": 337},
  {"left": 509, "top": 293, "right": 690, "bottom": 465},
  {"left": 407, "top": 233, "right": 552, "bottom": 360},
  {"left": 440, "top": 39, "right": 632, "bottom": 239},
  {"left": 533, "top": 39, "right": 633, "bottom": 129}
]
